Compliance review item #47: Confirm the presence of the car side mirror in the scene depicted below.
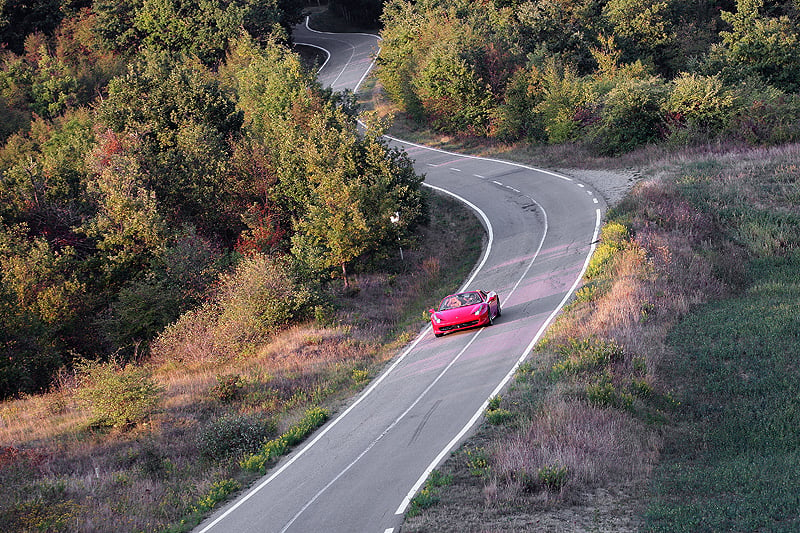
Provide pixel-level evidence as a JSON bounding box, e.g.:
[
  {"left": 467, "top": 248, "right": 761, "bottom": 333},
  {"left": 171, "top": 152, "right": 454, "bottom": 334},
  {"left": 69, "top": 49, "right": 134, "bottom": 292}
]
[{"left": 428, "top": 308, "right": 435, "bottom": 314}]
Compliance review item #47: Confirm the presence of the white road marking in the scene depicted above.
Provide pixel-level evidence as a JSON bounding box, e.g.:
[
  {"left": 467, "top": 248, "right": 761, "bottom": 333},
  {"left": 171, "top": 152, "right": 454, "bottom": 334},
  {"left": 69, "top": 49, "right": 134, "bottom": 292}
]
[
  {"left": 450, "top": 167, "right": 462, "bottom": 172},
  {"left": 293, "top": 42, "right": 331, "bottom": 72},
  {"left": 196, "top": 185, "right": 495, "bottom": 533},
  {"left": 492, "top": 180, "right": 502, "bottom": 185},
  {"left": 395, "top": 208, "right": 603, "bottom": 516},
  {"left": 474, "top": 174, "right": 485, "bottom": 179},
  {"left": 203, "top": 20, "right": 605, "bottom": 533}
]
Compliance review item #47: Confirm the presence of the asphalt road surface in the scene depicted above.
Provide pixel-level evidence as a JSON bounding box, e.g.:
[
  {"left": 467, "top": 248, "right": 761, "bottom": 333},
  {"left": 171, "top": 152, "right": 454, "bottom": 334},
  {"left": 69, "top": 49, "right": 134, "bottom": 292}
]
[{"left": 196, "top": 19, "right": 605, "bottom": 533}]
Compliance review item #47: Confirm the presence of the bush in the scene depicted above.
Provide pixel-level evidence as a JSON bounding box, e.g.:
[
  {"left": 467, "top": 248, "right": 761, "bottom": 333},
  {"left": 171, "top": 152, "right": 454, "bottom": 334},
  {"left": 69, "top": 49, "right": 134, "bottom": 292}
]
[
  {"left": 590, "top": 76, "right": 668, "bottom": 155},
  {"left": 215, "top": 253, "right": 316, "bottom": 346},
  {"left": 208, "top": 374, "right": 244, "bottom": 403},
  {"left": 76, "top": 360, "right": 163, "bottom": 428},
  {"left": 197, "top": 413, "right": 276, "bottom": 461},
  {"left": 664, "top": 73, "right": 733, "bottom": 136}
]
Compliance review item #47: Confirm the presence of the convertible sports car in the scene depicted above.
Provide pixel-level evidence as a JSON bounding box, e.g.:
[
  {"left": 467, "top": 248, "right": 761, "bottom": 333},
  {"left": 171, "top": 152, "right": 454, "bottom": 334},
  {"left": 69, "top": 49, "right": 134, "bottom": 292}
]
[{"left": 429, "top": 290, "right": 501, "bottom": 337}]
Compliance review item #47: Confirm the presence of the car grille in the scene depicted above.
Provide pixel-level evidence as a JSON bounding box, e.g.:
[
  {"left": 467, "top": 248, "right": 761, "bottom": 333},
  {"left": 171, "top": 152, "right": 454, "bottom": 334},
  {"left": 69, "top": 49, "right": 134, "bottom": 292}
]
[{"left": 440, "top": 320, "right": 480, "bottom": 332}]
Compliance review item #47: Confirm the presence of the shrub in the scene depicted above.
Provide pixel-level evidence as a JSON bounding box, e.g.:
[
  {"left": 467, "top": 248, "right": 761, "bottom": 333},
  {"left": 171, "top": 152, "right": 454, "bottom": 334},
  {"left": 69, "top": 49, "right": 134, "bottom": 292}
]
[
  {"left": 664, "top": 73, "right": 734, "bottom": 135},
  {"left": 76, "top": 360, "right": 162, "bottom": 428},
  {"left": 590, "top": 76, "right": 668, "bottom": 155},
  {"left": 197, "top": 413, "right": 276, "bottom": 461},
  {"left": 208, "top": 374, "right": 243, "bottom": 403},
  {"left": 216, "top": 254, "right": 316, "bottom": 346}
]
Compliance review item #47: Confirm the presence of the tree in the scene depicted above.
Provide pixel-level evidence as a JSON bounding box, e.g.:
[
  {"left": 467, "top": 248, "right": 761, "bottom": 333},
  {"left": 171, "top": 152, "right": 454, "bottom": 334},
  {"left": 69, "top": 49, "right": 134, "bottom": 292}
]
[
  {"left": 97, "top": 51, "right": 243, "bottom": 234},
  {"left": 291, "top": 108, "right": 424, "bottom": 287},
  {"left": 602, "top": 0, "right": 677, "bottom": 75},
  {"left": 713, "top": 0, "right": 800, "bottom": 93},
  {"left": 0, "top": 0, "right": 63, "bottom": 54}
]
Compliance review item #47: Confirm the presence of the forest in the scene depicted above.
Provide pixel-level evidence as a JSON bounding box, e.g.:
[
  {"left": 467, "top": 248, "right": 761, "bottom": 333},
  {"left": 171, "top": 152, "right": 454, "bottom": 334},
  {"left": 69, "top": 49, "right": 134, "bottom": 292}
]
[
  {"left": 0, "top": 0, "right": 797, "bottom": 399},
  {"left": 377, "top": 0, "right": 800, "bottom": 153},
  {"left": 0, "top": 0, "right": 425, "bottom": 399}
]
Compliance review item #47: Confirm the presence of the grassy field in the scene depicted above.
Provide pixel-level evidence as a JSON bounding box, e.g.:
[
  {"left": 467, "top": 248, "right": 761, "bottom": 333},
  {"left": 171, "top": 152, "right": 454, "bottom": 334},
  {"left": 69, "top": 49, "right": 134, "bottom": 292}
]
[{"left": 0, "top": 191, "right": 485, "bottom": 532}]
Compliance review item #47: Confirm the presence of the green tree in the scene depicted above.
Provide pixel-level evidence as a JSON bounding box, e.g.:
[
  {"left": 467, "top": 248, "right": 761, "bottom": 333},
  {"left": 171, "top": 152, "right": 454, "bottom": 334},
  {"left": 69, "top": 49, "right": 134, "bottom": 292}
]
[
  {"left": 291, "top": 109, "right": 424, "bottom": 287},
  {"left": 97, "top": 51, "right": 243, "bottom": 234},
  {"left": 82, "top": 129, "right": 167, "bottom": 283},
  {"left": 602, "top": 0, "right": 677, "bottom": 75},
  {"left": 713, "top": 0, "right": 800, "bottom": 93}
]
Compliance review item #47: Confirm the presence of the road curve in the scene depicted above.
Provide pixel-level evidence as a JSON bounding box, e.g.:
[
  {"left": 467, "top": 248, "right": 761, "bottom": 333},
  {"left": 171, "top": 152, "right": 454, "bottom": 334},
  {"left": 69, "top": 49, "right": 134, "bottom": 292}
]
[{"left": 196, "top": 19, "right": 605, "bottom": 533}]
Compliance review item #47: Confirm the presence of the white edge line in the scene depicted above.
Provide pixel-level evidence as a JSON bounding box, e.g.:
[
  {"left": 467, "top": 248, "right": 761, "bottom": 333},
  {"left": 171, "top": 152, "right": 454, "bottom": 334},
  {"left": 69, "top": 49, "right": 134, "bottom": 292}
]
[
  {"left": 385, "top": 134, "right": 574, "bottom": 183},
  {"left": 196, "top": 186, "right": 494, "bottom": 533},
  {"left": 395, "top": 208, "right": 603, "bottom": 516},
  {"left": 293, "top": 41, "right": 331, "bottom": 72}
]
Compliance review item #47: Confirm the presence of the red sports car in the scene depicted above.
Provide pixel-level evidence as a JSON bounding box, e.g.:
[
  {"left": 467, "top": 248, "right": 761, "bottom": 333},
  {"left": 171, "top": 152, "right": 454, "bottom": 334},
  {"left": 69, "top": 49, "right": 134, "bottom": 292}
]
[{"left": 429, "top": 290, "right": 501, "bottom": 337}]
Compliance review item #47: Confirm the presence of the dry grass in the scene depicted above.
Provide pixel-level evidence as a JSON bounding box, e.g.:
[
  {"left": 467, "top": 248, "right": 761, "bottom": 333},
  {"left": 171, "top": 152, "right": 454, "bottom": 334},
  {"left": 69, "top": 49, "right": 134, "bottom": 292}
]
[
  {"left": 403, "top": 142, "right": 798, "bottom": 530},
  {"left": 0, "top": 192, "right": 484, "bottom": 532}
]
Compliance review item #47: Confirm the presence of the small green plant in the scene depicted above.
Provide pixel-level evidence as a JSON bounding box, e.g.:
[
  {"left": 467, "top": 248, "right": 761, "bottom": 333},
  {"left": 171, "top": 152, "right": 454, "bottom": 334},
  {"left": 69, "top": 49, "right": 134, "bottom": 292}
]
[
  {"left": 193, "top": 479, "right": 241, "bottom": 514},
  {"left": 240, "top": 407, "right": 329, "bottom": 473},
  {"left": 487, "top": 395, "right": 502, "bottom": 410},
  {"left": 586, "top": 373, "right": 634, "bottom": 410},
  {"left": 632, "top": 356, "right": 647, "bottom": 376},
  {"left": 406, "top": 470, "right": 452, "bottom": 518},
  {"left": 351, "top": 368, "right": 369, "bottom": 384},
  {"left": 537, "top": 464, "right": 569, "bottom": 492},
  {"left": 76, "top": 360, "right": 163, "bottom": 428},
  {"left": 464, "top": 447, "right": 491, "bottom": 478},
  {"left": 551, "top": 337, "right": 623, "bottom": 378},
  {"left": 485, "top": 408, "right": 514, "bottom": 425}
]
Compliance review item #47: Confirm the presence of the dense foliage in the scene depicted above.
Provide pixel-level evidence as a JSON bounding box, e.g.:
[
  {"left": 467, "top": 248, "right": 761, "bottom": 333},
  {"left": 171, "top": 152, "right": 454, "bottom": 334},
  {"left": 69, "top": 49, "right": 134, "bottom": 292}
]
[
  {"left": 0, "top": 2, "right": 426, "bottom": 399},
  {"left": 377, "top": 0, "right": 800, "bottom": 152}
]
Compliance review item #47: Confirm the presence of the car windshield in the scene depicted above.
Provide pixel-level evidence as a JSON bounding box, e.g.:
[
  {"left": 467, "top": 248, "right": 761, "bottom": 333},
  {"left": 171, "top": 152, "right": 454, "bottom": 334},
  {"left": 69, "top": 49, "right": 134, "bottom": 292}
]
[{"left": 439, "top": 292, "right": 482, "bottom": 310}]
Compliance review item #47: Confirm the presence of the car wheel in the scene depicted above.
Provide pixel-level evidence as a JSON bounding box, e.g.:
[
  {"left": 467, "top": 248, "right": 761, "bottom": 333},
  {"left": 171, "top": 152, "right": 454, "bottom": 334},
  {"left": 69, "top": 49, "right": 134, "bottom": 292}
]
[
  {"left": 488, "top": 313, "right": 494, "bottom": 326},
  {"left": 496, "top": 305, "right": 502, "bottom": 318}
]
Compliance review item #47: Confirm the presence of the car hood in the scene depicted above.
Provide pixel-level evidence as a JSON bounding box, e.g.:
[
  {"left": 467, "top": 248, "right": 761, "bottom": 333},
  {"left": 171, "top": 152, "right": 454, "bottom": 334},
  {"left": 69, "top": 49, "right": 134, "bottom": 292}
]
[{"left": 435, "top": 303, "right": 484, "bottom": 320}]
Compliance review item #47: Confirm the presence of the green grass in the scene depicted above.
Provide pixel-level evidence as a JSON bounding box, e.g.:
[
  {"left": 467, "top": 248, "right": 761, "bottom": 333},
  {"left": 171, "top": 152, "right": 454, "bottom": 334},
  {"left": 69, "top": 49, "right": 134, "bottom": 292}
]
[{"left": 645, "top": 256, "right": 800, "bottom": 532}]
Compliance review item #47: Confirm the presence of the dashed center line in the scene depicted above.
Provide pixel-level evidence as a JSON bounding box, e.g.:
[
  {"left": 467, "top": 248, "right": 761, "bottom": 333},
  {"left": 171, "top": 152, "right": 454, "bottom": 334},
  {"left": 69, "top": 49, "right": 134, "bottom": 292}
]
[
  {"left": 492, "top": 180, "right": 503, "bottom": 185},
  {"left": 475, "top": 174, "right": 486, "bottom": 179},
  {"left": 450, "top": 167, "right": 462, "bottom": 172}
]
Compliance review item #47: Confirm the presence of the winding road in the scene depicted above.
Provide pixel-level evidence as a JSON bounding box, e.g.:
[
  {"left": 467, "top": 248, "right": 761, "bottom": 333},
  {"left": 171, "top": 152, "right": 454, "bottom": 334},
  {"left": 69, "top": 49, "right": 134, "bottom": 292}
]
[{"left": 196, "top": 19, "right": 605, "bottom": 533}]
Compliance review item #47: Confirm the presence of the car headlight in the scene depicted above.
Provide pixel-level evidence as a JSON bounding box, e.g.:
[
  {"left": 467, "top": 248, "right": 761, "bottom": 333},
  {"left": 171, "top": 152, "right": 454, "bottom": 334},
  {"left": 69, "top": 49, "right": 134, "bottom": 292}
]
[
  {"left": 474, "top": 304, "right": 487, "bottom": 316},
  {"left": 432, "top": 314, "right": 441, "bottom": 324}
]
